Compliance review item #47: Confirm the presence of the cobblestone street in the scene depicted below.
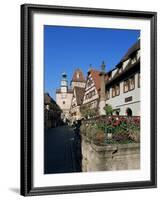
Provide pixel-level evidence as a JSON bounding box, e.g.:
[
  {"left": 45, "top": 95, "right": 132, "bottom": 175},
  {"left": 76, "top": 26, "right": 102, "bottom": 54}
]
[{"left": 44, "top": 125, "right": 81, "bottom": 174}]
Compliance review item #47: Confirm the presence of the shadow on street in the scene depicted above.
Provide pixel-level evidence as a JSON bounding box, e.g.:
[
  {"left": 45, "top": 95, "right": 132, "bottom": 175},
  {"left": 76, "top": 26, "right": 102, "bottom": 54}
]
[{"left": 44, "top": 125, "right": 82, "bottom": 174}]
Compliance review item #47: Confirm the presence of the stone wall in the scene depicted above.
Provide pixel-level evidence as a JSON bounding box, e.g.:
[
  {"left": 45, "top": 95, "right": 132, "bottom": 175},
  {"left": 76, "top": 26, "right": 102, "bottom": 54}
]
[{"left": 81, "top": 136, "right": 140, "bottom": 172}]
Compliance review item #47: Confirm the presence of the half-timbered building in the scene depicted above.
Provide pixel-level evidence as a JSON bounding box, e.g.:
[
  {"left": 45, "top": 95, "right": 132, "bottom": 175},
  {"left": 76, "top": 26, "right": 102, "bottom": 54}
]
[{"left": 105, "top": 39, "right": 140, "bottom": 116}]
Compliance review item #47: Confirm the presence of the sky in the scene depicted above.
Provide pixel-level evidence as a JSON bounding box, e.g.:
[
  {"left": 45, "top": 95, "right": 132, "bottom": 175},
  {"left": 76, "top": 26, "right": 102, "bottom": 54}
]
[{"left": 44, "top": 25, "right": 140, "bottom": 99}]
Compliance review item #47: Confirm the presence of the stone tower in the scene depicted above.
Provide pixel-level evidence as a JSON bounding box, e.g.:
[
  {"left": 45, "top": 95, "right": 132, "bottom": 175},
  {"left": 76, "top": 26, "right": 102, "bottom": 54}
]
[
  {"left": 56, "top": 72, "right": 73, "bottom": 122},
  {"left": 61, "top": 72, "right": 68, "bottom": 93},
  {"left": 99, "top": 61, "right": 106, "bottom": 115},
  {"left": 70, "top": 68, "right": 86, "bottom": 89}
]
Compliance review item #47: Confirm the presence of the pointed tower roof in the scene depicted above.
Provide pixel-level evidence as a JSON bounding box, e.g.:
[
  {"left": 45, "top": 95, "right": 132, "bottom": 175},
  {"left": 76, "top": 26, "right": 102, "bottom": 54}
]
[{"left": 71, "top": 68, "right": 86, "bottom": 83}]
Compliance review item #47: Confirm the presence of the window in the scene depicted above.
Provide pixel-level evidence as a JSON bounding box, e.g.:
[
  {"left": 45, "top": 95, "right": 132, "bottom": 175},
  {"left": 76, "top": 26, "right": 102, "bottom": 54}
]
[
  {"left": 112, "top": 86, "right": 116, "bottom": 97},
  {"left": 116, "top": 84, "right": 120, "bottom": 96},
  {"left": 87, "top": 78, "right": 93, "bottom": 88},
  {"left": 124, "top": 75, "right": 135, "bottom": 93},
  {"left": 129, "top": 76, "right": 135, "bottom": 90},
  {"left": 86, "top": 94, "right": 89, "bottom": 99},
  {"left": 61, "top": 93, "right": 66, "bottom": 99},
  {"left": 106, "top": 89, "right": 110, "bottom": 100},
  {"left": 88, "top": 92, "right": 92, "bottom": 98},
  {"left": 112, "top": 84, "right": 120, "bottom": 97},
  {"left": 91, "top": 90, "right": 95, "bottom": 96},
  {"left": 85, "top": 90, "right": 95, "bottom": 99},
  {"left": 93, "top": 101, "right": 97, "bottom": 108},
  {"left": 124, "top": 80, "right": 129, "bottom": 93}
]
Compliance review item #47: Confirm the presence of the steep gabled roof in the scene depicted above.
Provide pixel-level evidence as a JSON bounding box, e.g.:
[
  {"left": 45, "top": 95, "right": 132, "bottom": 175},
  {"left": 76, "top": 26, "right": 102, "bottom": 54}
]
[
  {"left": 105, "top": 39, "right": 140, "bottom": 85},
  {"left": 88, "top": 69, "right": 101, "bottom": 91},
  {"left": 44, "top": 93, "right": 55, "bottom": 105},
  {"left": 44, "top": 93, "right": 53, "bottom": 104},
  {"left": 71, "top": 68, "right": 86, "bottom": 82},
  {"left": 117, "top": 39, "right": 140, "bottom": 66},
  {"left": 74, "top": 87, "right": 85, "bottom": 105}
]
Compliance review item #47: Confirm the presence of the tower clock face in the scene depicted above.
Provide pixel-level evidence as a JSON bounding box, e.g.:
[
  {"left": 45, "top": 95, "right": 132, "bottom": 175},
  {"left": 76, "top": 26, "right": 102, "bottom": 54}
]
[{"left": 61, "top": 80, "right": 66, "bottom": 86}]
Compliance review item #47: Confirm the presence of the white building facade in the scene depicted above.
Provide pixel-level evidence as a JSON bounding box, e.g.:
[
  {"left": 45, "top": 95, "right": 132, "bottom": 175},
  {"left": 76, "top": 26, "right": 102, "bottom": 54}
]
[{"left": 105, "top": 39, "right": 140, "bottom": 116}]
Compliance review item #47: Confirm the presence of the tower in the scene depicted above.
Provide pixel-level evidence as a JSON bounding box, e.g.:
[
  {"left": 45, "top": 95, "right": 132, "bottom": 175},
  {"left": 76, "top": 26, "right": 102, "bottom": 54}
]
[
  {"left": 70, "top": 68, "right": 86, "bottom": 89},
  {"left": 56, "top": 72, "right": 73, "bottom": 123},
  {"left": 61, "top": 72, "right": 68, "bottom": 93},
  {"left": 99, "top": 61, "right": 106, "bottom": 115}
]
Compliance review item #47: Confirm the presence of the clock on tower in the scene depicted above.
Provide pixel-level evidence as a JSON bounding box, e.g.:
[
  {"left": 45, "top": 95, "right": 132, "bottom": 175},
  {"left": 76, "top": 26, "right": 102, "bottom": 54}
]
[{"left": 61, "top": 72, "right": 68, "bottom": 93}]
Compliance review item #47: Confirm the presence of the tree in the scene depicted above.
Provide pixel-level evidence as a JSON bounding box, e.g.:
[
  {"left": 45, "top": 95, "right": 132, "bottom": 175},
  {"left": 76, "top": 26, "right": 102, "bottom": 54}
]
[
  {"left": 81, "top": 106, "right": 98, "bottom": 119},
  {"left": 104, "top": 104, "right": 113, "bottom": 115}
]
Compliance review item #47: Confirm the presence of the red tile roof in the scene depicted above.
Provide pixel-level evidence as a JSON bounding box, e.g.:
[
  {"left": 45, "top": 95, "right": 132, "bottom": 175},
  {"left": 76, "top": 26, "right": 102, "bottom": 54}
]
[
  {"left": 74, "top": 87, "right": 85, "bottom": 105},
  {"left": 88, "top": 69, "right": 101, "bottom": 91}
]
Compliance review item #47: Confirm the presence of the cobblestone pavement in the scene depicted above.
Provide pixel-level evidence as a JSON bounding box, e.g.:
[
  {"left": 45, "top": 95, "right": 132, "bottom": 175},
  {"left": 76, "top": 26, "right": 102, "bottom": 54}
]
[{"left": 44, "top": 125, "right": 82, "bottom": 174}]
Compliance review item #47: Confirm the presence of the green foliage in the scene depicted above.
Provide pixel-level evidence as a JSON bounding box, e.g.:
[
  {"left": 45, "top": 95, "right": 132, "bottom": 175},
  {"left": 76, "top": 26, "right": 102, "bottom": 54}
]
[
  {"left": 104, "top": 104, "right": 113, "bottom": 115},
  {"left": 81, "top": 107, "right": 98, "bottom": 118},
  {"left": 80, "top": 115, "right": 140, "bottom": 145}
]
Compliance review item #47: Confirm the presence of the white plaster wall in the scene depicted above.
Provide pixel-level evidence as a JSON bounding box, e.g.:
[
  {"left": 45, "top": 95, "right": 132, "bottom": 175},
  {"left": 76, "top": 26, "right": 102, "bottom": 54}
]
[
  {"left": 83, "top": 84, "right": 99, "bottom": 104},
  {"left": 106, "top": 73, "right": 140, "bottom": 116},
  {"left": 56, "top": 92, "right": 73, "bottom": 112},
  {"left": 71, "top": 81, "right": 86, "bottom": 88},
  {"left": 83, "top": 92, "right": 99, "bottom": 104}
]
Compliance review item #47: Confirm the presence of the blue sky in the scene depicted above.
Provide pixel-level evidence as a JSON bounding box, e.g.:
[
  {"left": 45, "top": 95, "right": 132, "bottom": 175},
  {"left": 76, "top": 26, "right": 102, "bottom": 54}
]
[{"left": 44, "top": 25, "right": 140, "bottom": 99}]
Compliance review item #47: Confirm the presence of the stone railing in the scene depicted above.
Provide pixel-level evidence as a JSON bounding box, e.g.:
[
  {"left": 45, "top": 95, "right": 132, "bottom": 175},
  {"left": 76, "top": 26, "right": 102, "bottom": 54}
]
[{"left": 81, "top": 115, "right": 140, "bottom": 126}]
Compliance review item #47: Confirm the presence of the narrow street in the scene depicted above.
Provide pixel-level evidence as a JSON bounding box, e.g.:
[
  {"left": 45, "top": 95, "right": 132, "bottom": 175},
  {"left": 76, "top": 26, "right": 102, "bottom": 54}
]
[{"left": 44, "top": 125, "right": 82, "bottom": 174}]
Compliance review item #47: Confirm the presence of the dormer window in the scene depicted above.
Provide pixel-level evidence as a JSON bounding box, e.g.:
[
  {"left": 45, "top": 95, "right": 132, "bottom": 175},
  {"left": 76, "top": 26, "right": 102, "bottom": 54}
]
[
  {"left": 131, "top": 52, "right": 137, "bottom": 64},
  {"left": 46, "top": 104, "right": 50, "bottom": 110},
  {"left": 119, "top": 67, "right": 123, "bottom": 73},
  {"left": 131, "top": 57, "right": 137, "bottom": 64}
]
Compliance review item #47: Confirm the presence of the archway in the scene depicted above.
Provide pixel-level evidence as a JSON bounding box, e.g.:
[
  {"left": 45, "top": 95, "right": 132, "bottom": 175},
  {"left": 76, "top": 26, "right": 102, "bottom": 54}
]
[{"left": 126, "top": 108, "right": 132, "bottom": 117}]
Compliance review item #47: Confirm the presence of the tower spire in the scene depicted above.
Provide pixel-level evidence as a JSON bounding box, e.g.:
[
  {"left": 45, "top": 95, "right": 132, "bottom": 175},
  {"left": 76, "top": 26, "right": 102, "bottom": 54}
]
[{"left": 101, "top": 61, "right": 106, "bottom": 73}]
